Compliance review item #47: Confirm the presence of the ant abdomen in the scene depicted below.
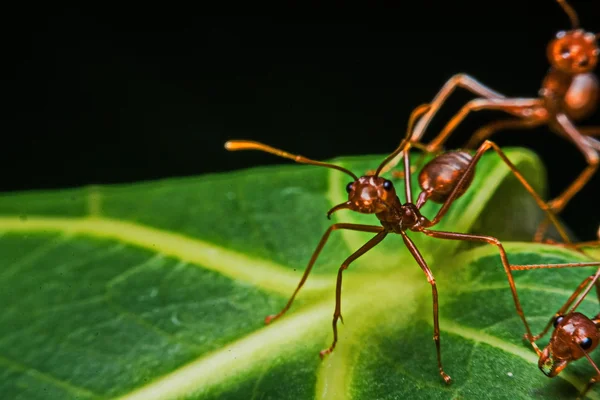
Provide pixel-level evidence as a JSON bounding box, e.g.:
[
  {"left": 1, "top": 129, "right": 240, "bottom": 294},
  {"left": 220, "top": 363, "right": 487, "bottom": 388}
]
[{"left": 418, "top": 151, "right": 475, "bottom": 203}]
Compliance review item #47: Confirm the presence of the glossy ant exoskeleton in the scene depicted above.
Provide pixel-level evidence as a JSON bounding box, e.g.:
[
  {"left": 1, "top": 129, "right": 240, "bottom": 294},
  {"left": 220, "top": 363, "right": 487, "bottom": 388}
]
[
  {"left": 513, "top": 265, "right": 600, "bottom": 399},
  {"left": 383, "top": 0, "right": 600, "bottom": 242},
  {"left": 225, "top": 104, "right": 572, "bottom": 384}
]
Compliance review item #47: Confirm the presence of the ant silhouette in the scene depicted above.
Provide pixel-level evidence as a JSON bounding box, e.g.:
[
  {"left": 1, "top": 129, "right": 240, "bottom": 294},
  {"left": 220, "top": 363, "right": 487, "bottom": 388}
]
[
  {"left": 225, "top": 104, "right": 573, "bottom": 384},
  {"left": 383, "top": 0, "right": 600, "bottom": 241},
  {"left": 511, "top": 264, "right": 600, "bottom": 399}
]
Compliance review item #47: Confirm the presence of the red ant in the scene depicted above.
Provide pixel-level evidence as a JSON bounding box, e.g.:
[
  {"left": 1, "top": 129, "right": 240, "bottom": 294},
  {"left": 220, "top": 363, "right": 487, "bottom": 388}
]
[
  {"left": 383, "top": 0, "right": 600, "bottom": 241},
  {"left": 510, "top": 264, "right": 600, "bottom": 399},
  {"left": 225, "top": 104, "right": 572, "bottom": 384}
]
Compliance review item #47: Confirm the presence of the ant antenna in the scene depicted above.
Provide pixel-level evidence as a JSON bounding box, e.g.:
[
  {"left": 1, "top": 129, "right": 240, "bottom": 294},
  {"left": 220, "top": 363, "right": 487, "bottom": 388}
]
[
  {"left": 224, "top": 140, "right": 359, "bottom": 180},
  {"left": 374, "top": 103, "right": 431, "bottom": 177},
  {"left": 556, "top": 0, "right": 580, "bottom": 29}
]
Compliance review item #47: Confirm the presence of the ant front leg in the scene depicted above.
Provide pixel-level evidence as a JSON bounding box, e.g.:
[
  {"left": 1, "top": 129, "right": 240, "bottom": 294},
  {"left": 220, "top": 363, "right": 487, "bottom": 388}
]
[
  {"left": 367, "top": 103, "right": 431, "bottom": 177},
  {"left": 529, "top": 273, "right": 599, "bottom": 342},
  {"left": 400, "top": 230, "right": 452, "bottom": 384},
  {"left": 320, "top": 231, "right": 387, "bottom": 358},
  {"left": 411, "top": 74, "right": 507, "bottom": 147},
  {"left": 419, "top": 229, "right": 536, "bottom": 343},
  {"left": 423, "top": 139, "right": 571, "bottom": 244},
  {"left": 265, "top": 223, "right": 384, "bottom": 324},
  {"left": 424, "top": 98, "right": 544, "bottom": 153},
  {"left": 571, "top": 228, "right": 600, "bottom": 249},
  {"left": 534, "top": 116, "right": 600, "bottom": 242},
  {"left": 547, "top": 114, "right": 600, "bottom": 214},
  {"left": 579, "top": 370, "right": 600, "bottom": 400},
  {"left": 421, "top": 230, "right": 600, "bottom": 351},
  {"left": 390, "top": 143, "right": 436, "bottom": 180}
]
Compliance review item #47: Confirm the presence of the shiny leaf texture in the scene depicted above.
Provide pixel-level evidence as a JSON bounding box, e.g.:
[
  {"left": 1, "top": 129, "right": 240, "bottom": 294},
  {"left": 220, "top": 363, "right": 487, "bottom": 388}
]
[{"left": 0, "top": 148, "right": 598, "bottom": 400}]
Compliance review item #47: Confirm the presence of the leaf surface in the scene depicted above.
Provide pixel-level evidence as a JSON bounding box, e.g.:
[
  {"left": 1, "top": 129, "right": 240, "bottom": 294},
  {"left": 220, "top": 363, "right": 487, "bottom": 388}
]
[{"left": 0, "top": 148, "right": 598, "bottom": 400}]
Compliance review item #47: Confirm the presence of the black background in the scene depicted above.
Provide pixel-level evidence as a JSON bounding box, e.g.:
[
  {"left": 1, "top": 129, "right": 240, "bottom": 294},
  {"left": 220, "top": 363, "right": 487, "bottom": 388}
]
[{"left": 5, "top": 2, "right": 600, "bottom": 239}]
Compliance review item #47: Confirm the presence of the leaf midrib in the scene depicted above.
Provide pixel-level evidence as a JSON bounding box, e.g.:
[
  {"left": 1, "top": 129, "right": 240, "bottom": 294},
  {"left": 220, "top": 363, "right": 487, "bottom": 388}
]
[
  {"left": 0, "top": 216, "right": 333, "bottom": 297},
  {"left": 2, "top": 216, "right": 596, "bottom": 399}
]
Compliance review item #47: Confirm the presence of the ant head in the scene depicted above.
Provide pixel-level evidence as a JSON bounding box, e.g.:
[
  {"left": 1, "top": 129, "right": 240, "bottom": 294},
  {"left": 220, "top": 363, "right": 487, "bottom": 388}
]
[
  {"left": 547, "top": 30, "right": 599, "bottom": 74},
  {"left": 538, "top": 312, "right": 600, "bottom": 377},
  {"left": 327, "top": 176, "right": 398, "bottom": 218}
]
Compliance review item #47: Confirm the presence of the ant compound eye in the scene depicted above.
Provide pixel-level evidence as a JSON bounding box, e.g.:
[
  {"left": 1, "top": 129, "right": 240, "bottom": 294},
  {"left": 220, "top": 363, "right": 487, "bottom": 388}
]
[
  {"left": 346, "top": 182, "right": 354, "bottom": 193},
  {"left": 553, "top": 315, "right": 564, "bottom": 328},
  {"left": 580, "top": 337, "right": 593, "bottom": 350},
  {"left": 561, "top": 47, "right": 571, "bottom": 59},
  {"left": 383, "top": 180, "right": 393, "bottom": 191}
]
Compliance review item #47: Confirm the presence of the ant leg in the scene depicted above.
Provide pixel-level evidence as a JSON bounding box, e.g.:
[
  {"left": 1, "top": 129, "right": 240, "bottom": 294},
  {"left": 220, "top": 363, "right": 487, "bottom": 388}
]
[
  {"left": 400, "top": 230, "right": 452, "bottom": 384},
  {"left": 529, "top": 273, "right": 599, "bottom": 341},
  {"left": 390, "top": 143, "right": 437, "bottom": 180},
  {"left": 380, "top": 76, "right": 506, "bottom": 177},
  {"left": 371, "top": 103, "right": 431, "bottom": 177},
  {"left": 464, "top": 118, "right": 542, "bottom": 149},
  {"left": 320, "top": 231, "right": 387, "bottom": 357},
  {"left": 265, "top": 223, "right": 384, "bottom": 324},
  {"left": 422, "top": 231, "right": 600, "bottom": 350},
  {"left": 580, "top": 126, "right": 600, "bottom": 137},
  {"left": 567, "top": 269, "right": 600, "bottom": 313},
  {"left": 586, "top": 136, "right": 600, "bottom": 151},
  {"left": 411, "top": 74, "right": 507, "bottom": 145},
  {"left": 573, "top": 231, "right": 600, "bottom": 249},
  {"left": 578, "top": 351, "right": 600, "bottom": 400},
  {"left": 423, "top": 139, "right": 571, "bottom": 244},
  {"left": 538, "top": 224, "right": 600, "bottom": 250},
  {"left": 545, "top": 114, "right": 599, "bottom": 214},
  {"left": 534, "top": 116, "right": 600, "bottom": 241},
  {"left": 403, "top": 149, "right": 413, "bottom": 203},
  {"left": 424, "top": 98, "right": 544, "bottom": 153},
  {"left": 419, "top": 229, "right": 536, "bottom": 348}
]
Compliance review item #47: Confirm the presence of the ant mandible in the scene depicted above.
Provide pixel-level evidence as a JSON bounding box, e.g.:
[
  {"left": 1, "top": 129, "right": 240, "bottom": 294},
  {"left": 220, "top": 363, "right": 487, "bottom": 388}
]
[
  {"left": 511, "top": 264, "right": 600, "bottom": 399},
  {"left": 384, "top": 0, "right": 600, "bottom": 241},
  {"left": 225, "top": 104, "right": 571, "bottom": 384}
]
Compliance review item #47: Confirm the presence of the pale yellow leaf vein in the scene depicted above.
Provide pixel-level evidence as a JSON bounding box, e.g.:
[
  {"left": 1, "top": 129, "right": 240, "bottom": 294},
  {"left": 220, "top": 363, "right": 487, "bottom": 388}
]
[
  {"left": 440, "top": 319, "right": 600, "bottom": 400},
  {"left": 116, "top": 298, "right": 333, "bottom": 400},
  {"left": 0, "top": 354, "right": 100, "bottom": 399},
  {"left": 0, "top": 216, "right": 332, "bottom": 297},
  {"left": 457, "top": 241, "right": 596, "bottom": 265},
  {"left": 315, "top": 268, "right": 425, "bottom": 400},
  {"left": 117, "top": 274, "right": 407, "bottom": 400}
]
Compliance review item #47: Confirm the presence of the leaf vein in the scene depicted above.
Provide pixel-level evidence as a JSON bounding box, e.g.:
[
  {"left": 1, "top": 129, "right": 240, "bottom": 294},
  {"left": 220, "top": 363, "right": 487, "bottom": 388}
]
[
  {"left": 0, "top": 353, "right": 101, "bottom": 399},
  {"left": 0, "top": 216, "right": 333, "bottom": 297}
]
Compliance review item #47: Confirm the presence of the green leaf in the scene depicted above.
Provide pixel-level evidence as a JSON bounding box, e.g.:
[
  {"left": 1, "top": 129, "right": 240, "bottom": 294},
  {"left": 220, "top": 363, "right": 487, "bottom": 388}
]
[{"left": 1, "top": 148, "right": 598, "bottom": 400}]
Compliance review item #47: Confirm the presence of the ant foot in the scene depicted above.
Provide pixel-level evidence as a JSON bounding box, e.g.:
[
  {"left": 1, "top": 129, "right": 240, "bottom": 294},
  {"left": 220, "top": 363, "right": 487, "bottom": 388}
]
[
  {"left": 319, "top": 348, "right": 333, "bottom": 359},
  {"left": 440, "top": 371, "right": 452, "bottom": 384},
  {"left": 264, "top": 314, "right": 278, "bottom": 324}
]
